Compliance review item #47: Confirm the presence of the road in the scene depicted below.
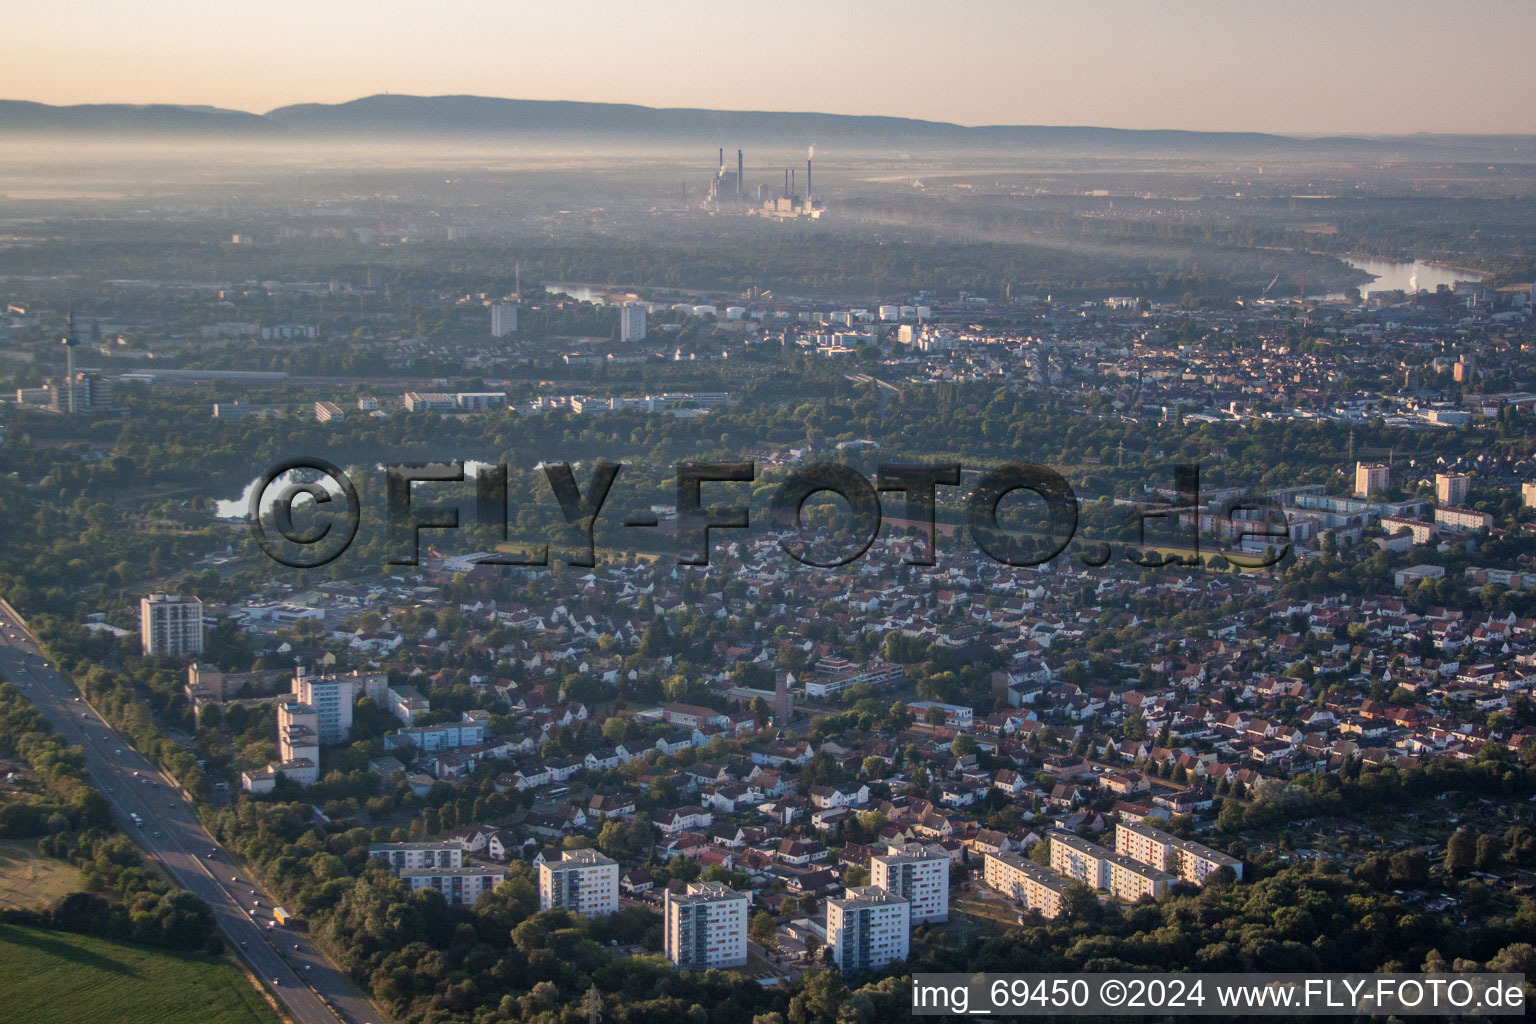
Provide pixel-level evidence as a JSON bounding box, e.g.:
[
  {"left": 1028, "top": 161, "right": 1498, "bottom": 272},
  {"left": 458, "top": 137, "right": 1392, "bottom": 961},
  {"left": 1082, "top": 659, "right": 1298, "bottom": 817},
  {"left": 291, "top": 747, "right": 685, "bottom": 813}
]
[{"left": 0, "top": 601, "right": 383, "bottom": 1024}]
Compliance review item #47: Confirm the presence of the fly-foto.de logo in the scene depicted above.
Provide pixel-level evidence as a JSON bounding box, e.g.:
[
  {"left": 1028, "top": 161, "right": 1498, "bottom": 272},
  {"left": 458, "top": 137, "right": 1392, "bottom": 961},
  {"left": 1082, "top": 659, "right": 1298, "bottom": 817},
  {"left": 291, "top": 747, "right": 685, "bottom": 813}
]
[{"left": 246, "top": 458, "right": 1291, "bottom": 571}]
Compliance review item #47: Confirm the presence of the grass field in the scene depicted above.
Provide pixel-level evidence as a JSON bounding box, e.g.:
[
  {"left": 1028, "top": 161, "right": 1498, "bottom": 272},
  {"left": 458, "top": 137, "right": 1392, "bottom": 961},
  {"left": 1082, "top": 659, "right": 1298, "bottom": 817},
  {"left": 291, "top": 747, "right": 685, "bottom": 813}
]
[
  {"left": 0, "top": 924, "right": 282, "bottom": 1024},
  {"left": 0, "top": 839, "right": 81, "bottom": 910}
]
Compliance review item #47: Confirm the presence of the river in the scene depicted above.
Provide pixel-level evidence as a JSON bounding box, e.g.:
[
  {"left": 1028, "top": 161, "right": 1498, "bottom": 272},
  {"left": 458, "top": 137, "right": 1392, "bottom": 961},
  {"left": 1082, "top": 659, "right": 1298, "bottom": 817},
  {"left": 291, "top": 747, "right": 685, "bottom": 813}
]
[{"left": 1328, "top": 257, "right": 1483, "bottom": 299}]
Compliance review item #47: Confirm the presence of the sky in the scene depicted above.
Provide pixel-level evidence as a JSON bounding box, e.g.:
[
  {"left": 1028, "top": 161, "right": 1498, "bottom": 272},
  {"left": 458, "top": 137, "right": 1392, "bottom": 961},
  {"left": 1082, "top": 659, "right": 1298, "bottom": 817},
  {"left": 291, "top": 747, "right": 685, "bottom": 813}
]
[{"left": 6, "top": 0, "right": 1536, "bottom": 135}]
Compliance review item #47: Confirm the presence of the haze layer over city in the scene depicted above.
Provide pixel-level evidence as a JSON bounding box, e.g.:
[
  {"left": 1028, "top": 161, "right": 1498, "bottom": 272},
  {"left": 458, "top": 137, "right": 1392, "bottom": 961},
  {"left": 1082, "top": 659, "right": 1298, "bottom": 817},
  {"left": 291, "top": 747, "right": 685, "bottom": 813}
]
[{"left": 0, "top": 4, "right": 1533, "bottom": 1024}]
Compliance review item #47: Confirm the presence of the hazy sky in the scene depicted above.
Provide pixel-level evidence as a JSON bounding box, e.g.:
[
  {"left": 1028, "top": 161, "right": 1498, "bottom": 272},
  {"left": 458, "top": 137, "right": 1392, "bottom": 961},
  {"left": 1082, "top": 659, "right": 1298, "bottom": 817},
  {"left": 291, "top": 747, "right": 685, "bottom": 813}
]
[{"left": 7, "top": 0, "right": 1535, "bottom": 134}]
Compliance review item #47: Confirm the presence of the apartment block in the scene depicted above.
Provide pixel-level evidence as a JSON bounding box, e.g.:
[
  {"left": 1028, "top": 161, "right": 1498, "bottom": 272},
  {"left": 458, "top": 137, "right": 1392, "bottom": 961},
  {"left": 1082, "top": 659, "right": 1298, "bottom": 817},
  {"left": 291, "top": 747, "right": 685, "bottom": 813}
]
[
  {"left": 1435, "top": 473, "right": 1470, "bottom": 506},
  {"left": 398, "top": 866, "right": 506, "bottom": 906},
  {"left": 291, "top": 667, "right": 355, "bottom": 744},
  {"left": 490, "top": 302, "right": 518, "bottom": 337},
  {"left": 1114, "top": 822, "right": 1243, "bottom": 885},
  {"left": 827, "top": 885, "right": 910, "bottom": 974},
  {"left": 870, "top": 841, "right": 949, "bottom": 923},
  {"left": 276, "top": 709, "right": 317, "bottom": 773},
  {"left": 1104, "top": 851, "right": 1174, "bottom": 902},
  {"left": 1354, "top": 462, "right": 1389, "bottom": 498},
  {"left": 1048, "top": 831, "right": 1111, "bottom": 890},
  {"left": 664, "top": 881, "right": 748, "bottom": 970},
  {"left": 1435, "top": 505, "right": 1494, "bottom": 533},
  {"left": 140, "top": 593, "right": 203, "bottom": 656},
  {"left": 368, "top": 842, "right": 465, "bottom": 872},
  {"left": 620, "top": 301, "right": 647, "bottom": 343},
  {"left": 538, "top": 848, "right": 620, "bottom": 917},
  {"left": 982, "top": 850, "right": 1067, "bottom": 919},
  {"left": 1049, "top": 830, "right": 1173, "bottom": 901}
]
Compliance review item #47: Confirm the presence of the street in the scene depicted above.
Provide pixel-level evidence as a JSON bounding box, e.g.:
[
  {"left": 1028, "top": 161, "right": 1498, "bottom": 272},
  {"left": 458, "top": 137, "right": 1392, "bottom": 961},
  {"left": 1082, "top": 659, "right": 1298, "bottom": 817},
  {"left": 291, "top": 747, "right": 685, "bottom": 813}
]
[{"left": 0, "top": 600, "right": 383, "bottom": 1024}]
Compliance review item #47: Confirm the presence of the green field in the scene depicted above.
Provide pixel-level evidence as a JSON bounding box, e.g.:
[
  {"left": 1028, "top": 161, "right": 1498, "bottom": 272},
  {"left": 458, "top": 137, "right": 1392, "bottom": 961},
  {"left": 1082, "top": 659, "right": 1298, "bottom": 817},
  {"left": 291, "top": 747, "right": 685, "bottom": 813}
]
[{"left": 0, "top": 924, "right": 282, "bottom": 1024}]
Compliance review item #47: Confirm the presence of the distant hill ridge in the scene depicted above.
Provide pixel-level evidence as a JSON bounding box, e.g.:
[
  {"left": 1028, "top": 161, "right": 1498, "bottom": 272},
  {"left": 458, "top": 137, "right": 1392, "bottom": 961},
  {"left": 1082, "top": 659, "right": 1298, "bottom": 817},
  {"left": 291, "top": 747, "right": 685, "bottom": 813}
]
[{"left": 1, "top": 94, "right": 1532, "bottom": 158}]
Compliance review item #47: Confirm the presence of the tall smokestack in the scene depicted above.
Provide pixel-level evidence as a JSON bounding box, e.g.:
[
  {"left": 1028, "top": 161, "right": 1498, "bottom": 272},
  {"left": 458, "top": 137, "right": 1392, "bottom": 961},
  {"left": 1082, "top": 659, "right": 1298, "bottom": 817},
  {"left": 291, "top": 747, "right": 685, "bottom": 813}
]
[
  {"left": 718, "top": 147, "right": 723, "bottom": 169},
  {"left": 806, "top": 158, "right": 812, "bottom": 201},
  {"left": 784, "top": 168, "right": 789, "bottom": 195},
  {"left": 791, "top": 168, "right": 795, "bottom": 195},
  {"left": 737, "top": 149, "right": 743, "bottom": 198}
]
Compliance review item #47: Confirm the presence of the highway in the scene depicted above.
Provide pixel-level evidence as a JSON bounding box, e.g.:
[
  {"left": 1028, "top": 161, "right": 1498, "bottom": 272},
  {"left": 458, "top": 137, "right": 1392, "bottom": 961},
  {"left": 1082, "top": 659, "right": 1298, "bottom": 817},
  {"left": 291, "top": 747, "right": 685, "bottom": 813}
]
[{"left": 0, "top": 601, "right": 383, "bottom": 1024}]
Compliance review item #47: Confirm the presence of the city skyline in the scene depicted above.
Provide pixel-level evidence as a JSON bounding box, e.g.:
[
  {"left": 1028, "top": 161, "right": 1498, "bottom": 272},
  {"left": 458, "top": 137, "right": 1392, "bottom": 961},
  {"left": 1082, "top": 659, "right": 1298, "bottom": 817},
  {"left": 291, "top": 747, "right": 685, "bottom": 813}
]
[{"left": 5, "top": 0, "right": 1536, "bottom": 136}]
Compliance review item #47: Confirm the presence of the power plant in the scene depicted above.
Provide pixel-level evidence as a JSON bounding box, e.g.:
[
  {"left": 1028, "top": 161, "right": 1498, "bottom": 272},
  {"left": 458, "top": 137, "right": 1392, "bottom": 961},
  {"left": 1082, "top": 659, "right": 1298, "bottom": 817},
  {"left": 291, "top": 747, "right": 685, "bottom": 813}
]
[{"left": 704, "top": 146, "right": 823, "bottom": 219}]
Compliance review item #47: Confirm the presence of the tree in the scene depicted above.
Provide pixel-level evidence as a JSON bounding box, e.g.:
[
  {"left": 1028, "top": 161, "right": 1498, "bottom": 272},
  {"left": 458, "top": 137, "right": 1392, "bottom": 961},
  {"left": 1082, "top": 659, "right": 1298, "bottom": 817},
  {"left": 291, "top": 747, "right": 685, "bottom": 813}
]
[
  {"left": 951, "top": 734, "right": 977, "bottom": 757},
  {"left": 750, "top": 909, "right": 778, "bottom": 948},
  {"left": 1474, "top": 833, "right": 1502, "bottom": 872},
  {"left": 1444, "top": 829, "right": 1476, "bottom": 876}
]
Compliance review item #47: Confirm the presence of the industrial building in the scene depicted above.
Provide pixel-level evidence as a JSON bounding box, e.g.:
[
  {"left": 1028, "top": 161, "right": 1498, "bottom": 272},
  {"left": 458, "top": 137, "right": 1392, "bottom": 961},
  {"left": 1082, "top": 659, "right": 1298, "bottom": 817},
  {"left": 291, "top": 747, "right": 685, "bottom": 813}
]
[{"left": 702, "top": 146, "right": 824, "bottom": 219}]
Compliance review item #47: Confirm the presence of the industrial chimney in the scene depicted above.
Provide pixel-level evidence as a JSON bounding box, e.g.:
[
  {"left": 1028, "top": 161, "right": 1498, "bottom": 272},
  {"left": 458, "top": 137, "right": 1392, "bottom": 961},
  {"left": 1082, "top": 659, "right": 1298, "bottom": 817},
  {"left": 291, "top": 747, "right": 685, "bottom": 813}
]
[
  {"left": 737, "top": 149, "right": 743, "bottom": 198},
  {"left": 806, "top": 158, "right": 812, "bottom": 201}
]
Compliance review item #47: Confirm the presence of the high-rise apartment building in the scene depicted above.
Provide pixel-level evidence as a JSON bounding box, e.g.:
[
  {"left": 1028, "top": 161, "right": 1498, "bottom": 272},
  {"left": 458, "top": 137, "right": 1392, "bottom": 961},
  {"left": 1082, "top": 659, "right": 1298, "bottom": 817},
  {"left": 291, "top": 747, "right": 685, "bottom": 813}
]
[
  {"left": 870, "top": 841, "right": 949, "bottom": 923},
  {"left": 620, "top": 301, "right": 647, "bottom": 343},
  {"left": 663, "top": 881, "right": 748, "bottom": 969},
  {"left": 273, "top": 701, "right": 320, "bottom": 784},
  {"left": 827, "top": 885, "right": 910, "bottom": 974},
  {"left": 140, "top": 593, "right": 204, "bottom": 656},
  {"left": 490, "top": 302, "right": 518, "bottom": 337},
  {"left": 538, "top": 848, "right": 620, "bottom": 917},
  {"left": 291, "top": 667, "right": 355, "bottom": 744},
  {"left": 1435, "top": 473, "right": 1470, "bottom": 506},
  {"left": 1354, "top": 462, "right": 1390, "bottom": 498}
]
